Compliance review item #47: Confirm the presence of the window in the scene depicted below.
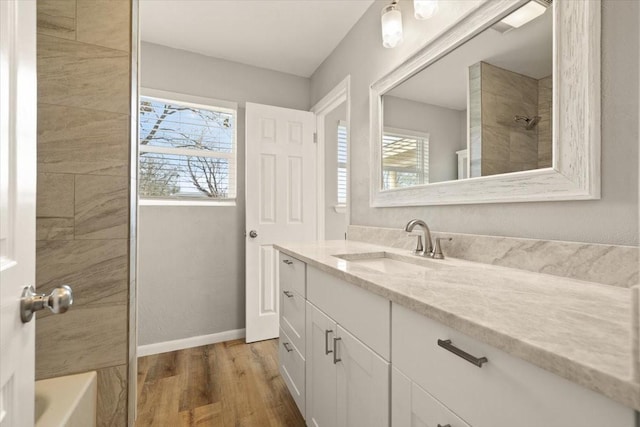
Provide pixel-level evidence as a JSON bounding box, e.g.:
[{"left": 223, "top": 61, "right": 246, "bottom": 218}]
[
  {"left": 381, "top": 129, "right": 429, "bottom": 190},
  {"left": 138, "top": 92, "right": 237, "bottom": 202},
  {"left": 337, "top": 122, "right": 348, "bottom": 205}
]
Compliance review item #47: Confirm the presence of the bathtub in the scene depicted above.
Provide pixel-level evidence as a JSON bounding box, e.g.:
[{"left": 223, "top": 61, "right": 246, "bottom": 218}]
[{"left": 35, "top": 372, "right": 97, "bottom": 427}]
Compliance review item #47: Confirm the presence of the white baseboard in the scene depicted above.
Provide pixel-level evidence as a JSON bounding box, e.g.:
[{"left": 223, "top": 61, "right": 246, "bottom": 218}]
[{"left": 137, "top": 328, "right": 246, "bottom": 357}]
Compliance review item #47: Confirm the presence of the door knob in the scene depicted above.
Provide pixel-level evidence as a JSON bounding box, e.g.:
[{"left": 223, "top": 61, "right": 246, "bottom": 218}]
[
  {"left": 20, "top": 285, "right": 73, "bottom": 323},
  {"left": 249, "top": 230, "right": 258, "bottom": 238}
]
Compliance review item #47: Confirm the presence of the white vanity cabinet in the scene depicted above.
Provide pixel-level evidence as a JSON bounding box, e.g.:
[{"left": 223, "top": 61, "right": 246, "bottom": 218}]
[
  {"left": 392, "top": 367, "right": 470, "bottom": 427},
  {"left": 306, "top": 303, "right": 338, "bottom": 427},
  {"left": 278, "top": 252, "right": 307, "bottom": 418},
  {"left": 277, "top": 251, "right": 636, "bottom": 427},
  {"left": 306, "top": 267, "right": 391, "bottom": 427},
  {"left": 392, "top": 303, "right": 636, "bottom": 427}
]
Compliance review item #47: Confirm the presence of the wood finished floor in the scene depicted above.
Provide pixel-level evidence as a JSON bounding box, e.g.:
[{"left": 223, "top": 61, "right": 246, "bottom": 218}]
[{"left": 136, "top": 339, "right": 305, "bottom": 427}]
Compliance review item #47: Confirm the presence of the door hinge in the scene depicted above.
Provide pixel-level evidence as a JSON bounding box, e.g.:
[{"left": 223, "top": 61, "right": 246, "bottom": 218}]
[{"left": 313, "top": 132, "right": 317, "bottom": 143}]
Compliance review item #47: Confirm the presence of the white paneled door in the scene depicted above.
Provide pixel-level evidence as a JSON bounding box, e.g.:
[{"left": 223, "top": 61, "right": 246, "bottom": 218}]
[
  {"left": 0, "top": 1, "right": 37, "bottom": 426},
  {"left": 245, "top": 103, "right": 316, "bottom": 343}
]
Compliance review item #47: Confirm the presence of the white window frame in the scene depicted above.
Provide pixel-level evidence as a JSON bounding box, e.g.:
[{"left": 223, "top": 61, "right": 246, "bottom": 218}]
[
  {"left": 381, "top": 126, "right": 430, "bottom": 190},
  {"left": 139, "top": 88, "right": 238, "bottom": 206}
]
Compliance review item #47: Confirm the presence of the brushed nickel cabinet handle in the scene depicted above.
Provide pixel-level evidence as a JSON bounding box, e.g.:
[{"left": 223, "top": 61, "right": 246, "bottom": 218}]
[
  {"left": 437, "top": 339, "right": 488, "bottom": 367},
  {"left": 325, "top": 329, "right": 334, "bottom": 355},
  {"left": 333, "top": 337, "right": 342, "bottom": 364},
  {"left": 282, "top": 259, "right": 293, "bottom": 265},
  {"left": 283, "top": 290, "right": 294, "bottom": 298},
  {"left": 283, "top": 342, "right": 293, "bottom": 352},
  {"left": 437, "top": 424, "right": 451, "bottom": 427}
]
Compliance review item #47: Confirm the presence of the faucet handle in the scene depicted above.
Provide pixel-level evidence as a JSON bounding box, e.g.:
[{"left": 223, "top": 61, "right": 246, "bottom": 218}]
[
  {"left": 412, "top": 235, "right": 424, "bottom": 254},
  {"left": 431, "top": 237, "right": 452, "bottom": 259}
]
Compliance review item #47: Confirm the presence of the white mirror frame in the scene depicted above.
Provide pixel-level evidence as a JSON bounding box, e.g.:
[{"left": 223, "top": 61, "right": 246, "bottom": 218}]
[{"left": 370, "top": 0, "right": 600, "bottom": 207}]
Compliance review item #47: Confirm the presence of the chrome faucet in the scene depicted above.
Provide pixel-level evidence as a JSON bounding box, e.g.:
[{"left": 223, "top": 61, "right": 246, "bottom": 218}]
[{"left": 404, "top": 219, "right": 433, "bottom": 257}]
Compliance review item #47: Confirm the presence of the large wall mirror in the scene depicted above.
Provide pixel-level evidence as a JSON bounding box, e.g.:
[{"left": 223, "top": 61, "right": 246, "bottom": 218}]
[{"left": 370, "top": 0, "right": 600, "bottom": 206}]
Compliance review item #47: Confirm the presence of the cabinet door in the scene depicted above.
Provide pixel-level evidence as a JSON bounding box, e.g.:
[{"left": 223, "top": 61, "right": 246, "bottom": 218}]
[
  {"left": 392, "top": 368, "right": 470, "bottom": 427},
  {"left": 306, "top": 302, "right": 338, "bottom": 427},
  {"left": 336, "top": 325, "right": 389, "bottom": 427}
]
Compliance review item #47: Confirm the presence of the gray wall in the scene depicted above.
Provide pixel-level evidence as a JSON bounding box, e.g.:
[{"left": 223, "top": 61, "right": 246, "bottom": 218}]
[
  {"left": 139, "top": 42, "right": 310, "bottom": 345},
  {"left": 310, "top": 0, "right": 639, "bottom": 245},
  {"left": 383, "top": 95, "right": 466, "bottom": 183},
  {"left": 325, "top": 102, "right": 348, "bottom": 240}
]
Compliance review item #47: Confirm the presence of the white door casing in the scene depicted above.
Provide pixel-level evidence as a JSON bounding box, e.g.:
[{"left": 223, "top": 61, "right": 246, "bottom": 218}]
[
  {"left": 0, "top": 1, "right": 37, "bottom": 426},
  {"left": 245, "top": 103, "right": 316, "bottom": 343}
]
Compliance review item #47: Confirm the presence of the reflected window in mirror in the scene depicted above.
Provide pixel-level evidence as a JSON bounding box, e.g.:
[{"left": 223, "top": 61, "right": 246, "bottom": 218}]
[{"left": 382, "top": 129, "right": 429, "bottom": 190}]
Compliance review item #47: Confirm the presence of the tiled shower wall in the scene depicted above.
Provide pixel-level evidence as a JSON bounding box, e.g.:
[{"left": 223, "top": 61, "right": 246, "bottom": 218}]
[
  {"left": 469, "top": 62, "right": 552, "bottom": 177},
  {"left": 35, "top": 1, "right": 132, "bottom": 426}
]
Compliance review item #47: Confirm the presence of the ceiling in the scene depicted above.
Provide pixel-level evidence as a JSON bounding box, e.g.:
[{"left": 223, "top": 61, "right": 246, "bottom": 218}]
[
  {"left": 386, "top": 7, "right": 553, "bottom": 110},
  {"left": 140, "top": 0, "right": 375, "bottom": 78}
]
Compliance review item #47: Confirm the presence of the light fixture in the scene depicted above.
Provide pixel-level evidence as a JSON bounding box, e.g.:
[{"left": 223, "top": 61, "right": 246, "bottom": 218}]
[
  {"left": 381, "top": 0, "right": 403, "bottom": 49},
  {"left": 413, "top": 0, "right": 438, "bottom": 20},
  {"left": 500, "top": 1, "right": 547, "bottom": 29}
]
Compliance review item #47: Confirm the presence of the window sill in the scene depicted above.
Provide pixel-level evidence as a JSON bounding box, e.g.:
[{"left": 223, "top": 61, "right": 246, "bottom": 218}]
[
  {"left": 333, "top": 204, "right": 347, "bottom": 214},
  {"left": 139, "top": 199, "right": 236, "bottom": 207}
]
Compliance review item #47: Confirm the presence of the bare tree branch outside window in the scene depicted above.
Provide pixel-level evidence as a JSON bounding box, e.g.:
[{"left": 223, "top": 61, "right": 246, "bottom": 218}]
[{"left": 139, "top": 98, "right": 235, "bottom": 199}]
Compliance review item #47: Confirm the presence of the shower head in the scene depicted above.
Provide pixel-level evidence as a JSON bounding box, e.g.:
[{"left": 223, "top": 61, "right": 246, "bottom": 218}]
[{"left": 514, "top": 115, "right": 541, "bottom": 130}]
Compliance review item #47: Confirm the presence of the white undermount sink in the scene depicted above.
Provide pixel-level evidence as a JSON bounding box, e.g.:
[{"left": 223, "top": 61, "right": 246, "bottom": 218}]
[{"left": 333, "top": 251, "right": 450, "bottom": 274}]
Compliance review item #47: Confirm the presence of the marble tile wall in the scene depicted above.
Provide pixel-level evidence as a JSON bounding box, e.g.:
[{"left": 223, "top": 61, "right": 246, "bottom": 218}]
[
  {"left": 347, "top": 225, "right": 639, "bottom": 289},
  {"left": 36, "top": 1, "right": 132, "bottom": 426}
]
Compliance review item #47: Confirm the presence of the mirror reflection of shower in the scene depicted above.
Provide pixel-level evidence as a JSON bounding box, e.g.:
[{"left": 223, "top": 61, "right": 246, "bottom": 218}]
[{"left": 514, "top": 115, "right": 541, "bottom": 130}]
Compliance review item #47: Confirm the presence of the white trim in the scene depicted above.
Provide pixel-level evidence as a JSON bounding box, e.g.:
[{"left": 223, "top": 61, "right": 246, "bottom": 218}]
[
  {"left": 130, "top": 0, "right": 140, "bottom": 423},
  {"left": 139, "top": 199, "right": 236, "bottom": 207},
  {"left": 383, "top": 126, "right": 430, "bottom": 141},
  {"left": 370, "top": 0, "right": 600, "bottom": 206},
  {"left": 333, "top": 204, "right": 347, "bottom": 214},
  {"left": 141, "top": 87, "right": 237, "bottom": 112},
  {"left": 137, "top": 328, "right": 246, "bottom": 357},
  {"left": 311, "top": 75, "right": 351, "bottom": 240}
]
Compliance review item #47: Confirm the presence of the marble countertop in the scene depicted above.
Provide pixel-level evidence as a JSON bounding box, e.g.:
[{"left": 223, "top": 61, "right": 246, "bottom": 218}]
[{"left": 274, "top": 240, "right": 639, "bottom": 411}]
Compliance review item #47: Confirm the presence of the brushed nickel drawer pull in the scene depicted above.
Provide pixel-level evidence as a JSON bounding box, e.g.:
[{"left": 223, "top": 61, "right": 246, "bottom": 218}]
[
  {"left": 333, "top": 337, "right": 342, "bottom": 364},
  {"left": 325, "top": 329, "right": 334, "bottom": 355},
  {"left": 283, "top": 342, "right": 293, "bottom": 352},
  {"left": 437, "top": 339, "right": 488, "bottom": 368},
  {"left": 283, "top": 290, "right": 294, "bottom": 298},
  {"left": 437, "top": 424, "right": 451, "bottom": 427},
  {"left": 282, "top": 259, "right": 293, "bottom": 265}
]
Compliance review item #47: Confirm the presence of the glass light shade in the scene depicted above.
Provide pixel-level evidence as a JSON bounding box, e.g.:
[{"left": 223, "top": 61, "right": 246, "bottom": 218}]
[
  {"left": 381, "top": 4, "right": 403, "bottom": 49},
  {"left": 414, "top": 0, "right": 439, "bottom": 20},
  {"left": 501, "top": 1, "right": 547, "bottom": 28}
]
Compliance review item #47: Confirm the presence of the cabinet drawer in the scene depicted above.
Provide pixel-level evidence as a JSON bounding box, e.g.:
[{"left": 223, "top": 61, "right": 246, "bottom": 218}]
[
  {"left": 279, "top": 252, "right": 306, "bottom": 297},
  {"left": 392, "top": 303, "right": 635, "bottom": 427},
  {"left": 392, "top": 367, "right": 470, "bottom": 427},
  {"left": 279, "top": 328, "right": 305, "bottom": 418},
  {"left": 281, "top": 287, "right": 305, "bottom": 357},
  {"left": 308, "top": 267, "right": 390, "bottom": 360}
]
